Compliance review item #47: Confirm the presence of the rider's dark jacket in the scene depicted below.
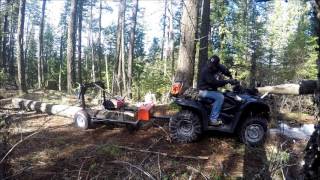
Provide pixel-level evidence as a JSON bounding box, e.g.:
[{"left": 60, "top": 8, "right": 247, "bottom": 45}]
[{"left": 198, "top": 64, "right": 232, "bottom": 91}]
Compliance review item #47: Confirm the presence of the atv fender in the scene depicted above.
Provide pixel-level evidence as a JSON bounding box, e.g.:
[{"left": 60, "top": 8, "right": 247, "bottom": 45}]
[
  {"left": 173, "top": 98, "right": 208, "bottom": 128},
  {"left": 232, "top": 101, "right": 270, "bottom": 132}
]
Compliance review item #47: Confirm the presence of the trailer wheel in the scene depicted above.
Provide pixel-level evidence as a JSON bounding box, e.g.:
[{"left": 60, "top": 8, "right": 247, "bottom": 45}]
[
  {"left": 169, "top": 110, "right": 202, "bottom": 143},
  {"left": 126, "top": 122, "right": 141, "bottom": 133},
  {"left": 74, "top": 110, "right": 92, "bottom": 129},
  {"left": 239, "top": 117, "right": 267, "bottom": 147}
]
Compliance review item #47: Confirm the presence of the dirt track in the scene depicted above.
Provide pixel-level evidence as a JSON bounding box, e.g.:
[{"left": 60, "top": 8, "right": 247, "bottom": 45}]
[{"left": 0, "top": 108, "right": 309, "bottom": 180}]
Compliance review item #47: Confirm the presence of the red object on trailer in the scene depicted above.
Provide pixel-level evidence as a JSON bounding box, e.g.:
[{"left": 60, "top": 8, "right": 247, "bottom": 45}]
[{"left": 137, "top": 103, "right": 154, "bottom": 121}]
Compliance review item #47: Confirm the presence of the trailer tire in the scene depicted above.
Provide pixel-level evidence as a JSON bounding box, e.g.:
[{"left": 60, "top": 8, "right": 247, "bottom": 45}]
[
  {"left": 74, "top": 110, "right": 92, "bottom": 130},
  {"left": 126, "top": 122, "right": 141, "bottom": 133}
]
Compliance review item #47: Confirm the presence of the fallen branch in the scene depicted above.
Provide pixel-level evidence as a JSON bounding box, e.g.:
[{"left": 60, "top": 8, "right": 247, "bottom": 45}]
[
  {"left": 111, "top": 160, "right": 156, "bottom": 180},
  {"left": 186, "top": 165, "right": 209, "bottom": 180},
  {"left": 113, "top": 145, "right": 209, "bottom": 160},
  {"left": 0, "top": 130, "right": 42, "bottom": 164}
]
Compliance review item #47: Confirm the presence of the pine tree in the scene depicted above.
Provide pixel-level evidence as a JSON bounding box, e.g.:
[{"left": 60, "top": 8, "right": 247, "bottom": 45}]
[
  {"left": 66, "top": 0, "right": 78, "bottom": 94},
  {"left": 17, "top": 0, "right": 27, "bottom": 94},
  {"left": 174, "top": 0, "right": 199, "bottom": 89}
]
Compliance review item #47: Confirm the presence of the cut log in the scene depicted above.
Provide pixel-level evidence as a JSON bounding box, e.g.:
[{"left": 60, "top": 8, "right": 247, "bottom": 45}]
[
  {"left": 257, "top": 80, "right": 317, "bottom": 95},
  {"left": 12, "top": 98, "right": 82, "bottom": 118},
  {"left": 0, "top": 99, "right": 12, "bottom": 107},
  {"left": 11, "top": 98, "right": 136, "bottom": 120}
]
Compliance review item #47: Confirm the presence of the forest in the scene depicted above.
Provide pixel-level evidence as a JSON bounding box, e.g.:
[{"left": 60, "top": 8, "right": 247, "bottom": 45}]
[{"left": 0, "top": 0, "right": 320, "bottom": 179}]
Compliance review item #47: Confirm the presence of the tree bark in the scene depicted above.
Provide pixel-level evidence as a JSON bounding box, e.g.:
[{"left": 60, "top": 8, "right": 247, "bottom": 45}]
[
  {"left": 168, "top": 0, "right": 175, "bottom": 81},
  {"left": 105, "top": 54, "right": 110, "bottom": 92},
  {"left": 1, "top": 0, "right": 9, "bottom": 73},
  {"left": 59, "top": 35, "right": 63, "bottom": 91},
  {"left": 89, "top": 0, "right": 95, "bottom": 82},
  {"left": 161, "top": 0, "right": 167, "bottom": 75},
  {"left": 98, "top": 0, "right": 102, "bottom": 81},
  {"left": 315, "top": 0, "right": 320, "bottom": 119},
  {"left": 77, "top": 0, "right": 83, "bottom": 84},
  {"left": 121, "top": 24, "right": 126, "bottom": 94},
  {"left": 113, "top": 0, "right": 126, "bottom": 95},
  {"left": 197, "top": 0, "right": 210, "bottom": 86},
  {"left": 127, "top": 0, "right": 139, "bottom": 99},
  {"left": 174, "top": 0, "right": 199, "bottom": 90},
  {"left": 16, "top": 0, "right": 27, "bottom": 94},
  {"left": 38, "top": 0, "right": 46, "bottom": 89},
  {"left": 8, "top": 5, "right": 15, "bottom": 78},
  {"left": 66, "top": 0, "right": 78, "bottom": 94},
  {"left": 0, "top": 0, "right": 2, "bottom": 69}
]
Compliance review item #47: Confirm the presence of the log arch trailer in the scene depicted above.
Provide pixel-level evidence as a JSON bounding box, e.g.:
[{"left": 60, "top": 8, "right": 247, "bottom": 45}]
[{"left": 73, "top": 82, "right": 157, "bottom": 131}]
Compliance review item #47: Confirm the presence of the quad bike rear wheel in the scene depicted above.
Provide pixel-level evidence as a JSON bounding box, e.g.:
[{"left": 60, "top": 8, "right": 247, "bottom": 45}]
[
  {"left": 239, "top": 117, "right": 267, "bottom": 146},
  {"left": 169, "top": 110, "right": 202, "bottom": 143},
  {"left": 303, "top": 128, "right": 320, "bottom": 179},
  {"left": 74, "top": 110, "right": 92, "bottom": 129}
]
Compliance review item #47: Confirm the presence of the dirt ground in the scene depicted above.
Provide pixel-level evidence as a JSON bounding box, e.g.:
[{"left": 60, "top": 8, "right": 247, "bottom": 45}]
[
  {"left": 0, "top": 91, "right": 313, "bottom": 179},
  {"left": 0, "top": 110, "right": 309, "bottom": 180}
]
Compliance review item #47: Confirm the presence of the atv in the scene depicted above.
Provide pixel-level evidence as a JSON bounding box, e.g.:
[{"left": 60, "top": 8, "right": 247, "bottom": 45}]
[{"left": 169, "top": 81, "right": 270, "bottom": 146}]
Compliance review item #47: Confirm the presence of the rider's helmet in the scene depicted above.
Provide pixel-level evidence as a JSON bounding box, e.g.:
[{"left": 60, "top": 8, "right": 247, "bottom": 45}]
[
  {"left": 209, "top": 55, "right": 220, "bottom": 69},
  {"left": 210, "top": 55, "right": 220, "bottom": 64}
]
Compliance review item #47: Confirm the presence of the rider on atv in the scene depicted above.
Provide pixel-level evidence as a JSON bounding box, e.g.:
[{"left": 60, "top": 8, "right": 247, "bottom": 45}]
[{"left": 198, "top": 55, "right": 238, "bottom": 126}]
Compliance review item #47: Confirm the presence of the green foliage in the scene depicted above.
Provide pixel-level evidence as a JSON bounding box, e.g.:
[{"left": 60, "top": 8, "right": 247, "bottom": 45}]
[{"left": 132, "top": 58, "right": 172, "bottom": 101}]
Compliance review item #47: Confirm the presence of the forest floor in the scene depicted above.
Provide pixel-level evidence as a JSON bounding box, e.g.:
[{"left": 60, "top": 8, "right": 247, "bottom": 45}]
[{"left": 0, "top": 90, "right": 316, "bottom": 179}]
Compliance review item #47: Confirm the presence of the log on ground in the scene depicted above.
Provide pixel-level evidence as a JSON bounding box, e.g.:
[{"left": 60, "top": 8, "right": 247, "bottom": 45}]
[
  {"left": 12, "top": 98, "right": 82, "bottom": 118},
  {"left": 257, "top": 80, "right": 317, "bottom": 95},
  {"left": 11, "top": 98, "right": 136, "bottom": 120}
]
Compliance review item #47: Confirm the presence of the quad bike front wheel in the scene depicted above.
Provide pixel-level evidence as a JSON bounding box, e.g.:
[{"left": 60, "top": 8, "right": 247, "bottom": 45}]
[
  {"left": 303, "top": 128, "right": 320, "bottom": 179},
  {"left": 74, "top": 110, "right": 92, "bottom": 129},
  {"left": 239, "top": 117, "right": 268, "bottom": 146},
  {"left": 169, "top": 110, "right": 202, "bottom": 143}
]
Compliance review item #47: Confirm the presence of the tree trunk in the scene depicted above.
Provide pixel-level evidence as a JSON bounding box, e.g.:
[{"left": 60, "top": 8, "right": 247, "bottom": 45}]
[
  {"left": 0, "top": 0, "right": 2, "bottom": 69},
  {"left": 256, "top": 80, "right": 317, "bottom": 95},
  {"left": 98, "top": 0, "right": 102, "bottom": 81},
  {"left": 77, "top": 0, "right": 83, "bottom": 84},
  {"left": 90, "top": 0, "right": 95, "bottom": 82},
  {"left": 12, "top": 98, "right": 82, "bottom": 118},
  {"left": 59, "top": 35, "right": 63, "bottom": 91},
  {"left": 38, "top": 0, "right": 46, "bottom": 89},
  {"left": 1, "top": 0, "right": 9, "bottom": 73},
  {"left": 113, "top": 0, "right": 126, "bottom": 95},
  {"left": 197, "top": 0, "right": 210, "bottom": 86},
  {"left": 315, "top": 0, "right": 320, "bottom": 118},
  {"left": 161, "top": 0, "right": 167, "bottom": 75},
  {"left": 248, "top": 0, "right": 258, "bottom": 88},
  {"left": 105, "top": 54, "right": 110, "bottom": 92},
  {"left": 121, "top": 24, "right": 126, "bottom": 94},
  {"left": 8, "top": 6, "right": 15, "bottom": 78},
  {"left": 111, "top": 0, "right": 126, "bottom": 94},
  {"left": 168, "top": 0, "right": 175, "bottom": 81},
  {"left": 174, "top": 0, "right": 199, "bottom": 90},
  {"left": 24, "top": 21, "right": 34, "bottom": 87},
  {"left": 127, "top": 0, "right": 138, "bottom": 99},
  {"left": 16, "top": 0, "right": 27, "bottom": 94},
  {"left": 249, "top": 52, "right": 257, "bottom": 88},
  {"left": 66, "top": 0, "right": 78, "bottom": 94}
]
